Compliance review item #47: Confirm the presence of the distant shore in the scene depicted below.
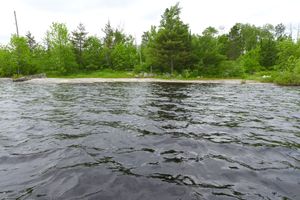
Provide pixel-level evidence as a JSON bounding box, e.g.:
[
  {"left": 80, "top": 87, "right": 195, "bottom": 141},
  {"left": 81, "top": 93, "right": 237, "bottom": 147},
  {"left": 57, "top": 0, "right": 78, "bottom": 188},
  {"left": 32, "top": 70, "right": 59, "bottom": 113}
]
[{"left": 3, "top": 78, "right": 264, "bottom": 84}]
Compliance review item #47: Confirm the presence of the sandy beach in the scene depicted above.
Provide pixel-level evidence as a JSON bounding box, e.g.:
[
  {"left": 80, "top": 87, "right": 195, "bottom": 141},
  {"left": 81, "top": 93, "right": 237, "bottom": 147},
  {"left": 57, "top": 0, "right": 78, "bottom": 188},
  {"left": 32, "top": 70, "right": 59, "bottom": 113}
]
[{"left": 6, "top": 78, "right": 264, "bottom": 84}]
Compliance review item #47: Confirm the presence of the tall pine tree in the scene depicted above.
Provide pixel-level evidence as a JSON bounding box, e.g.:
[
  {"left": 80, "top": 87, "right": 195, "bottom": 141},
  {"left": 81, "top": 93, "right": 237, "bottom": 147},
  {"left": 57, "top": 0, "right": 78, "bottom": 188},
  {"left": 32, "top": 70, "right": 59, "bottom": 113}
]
[
  {"left": 71, "top": 23, "right": 88, "bottom": 68},
  {"left": 149, "top": 3, "right": 192, "bottom": 74}
]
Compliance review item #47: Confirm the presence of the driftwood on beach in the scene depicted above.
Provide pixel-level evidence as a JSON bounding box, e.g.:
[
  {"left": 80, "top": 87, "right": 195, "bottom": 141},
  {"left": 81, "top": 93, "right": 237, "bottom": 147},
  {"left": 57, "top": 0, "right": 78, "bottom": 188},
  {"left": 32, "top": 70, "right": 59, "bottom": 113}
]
[{"left": 13, "top": 73, "right": 47, "bottom": 82}]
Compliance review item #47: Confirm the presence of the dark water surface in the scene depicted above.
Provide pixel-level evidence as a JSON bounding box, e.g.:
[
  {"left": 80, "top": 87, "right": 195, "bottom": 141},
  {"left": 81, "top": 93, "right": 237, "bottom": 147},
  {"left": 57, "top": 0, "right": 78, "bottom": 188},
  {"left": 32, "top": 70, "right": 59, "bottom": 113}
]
[{"left": 0, "top": 79, "right": 299, "bottom": 200}]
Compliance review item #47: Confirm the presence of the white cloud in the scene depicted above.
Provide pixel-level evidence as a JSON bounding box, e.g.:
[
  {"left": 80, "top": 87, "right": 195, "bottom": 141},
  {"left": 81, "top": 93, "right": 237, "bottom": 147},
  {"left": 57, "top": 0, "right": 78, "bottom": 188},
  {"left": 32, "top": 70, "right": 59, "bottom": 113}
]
[{"left": 0, "top": 0, "right": 299, "bottom": 44}]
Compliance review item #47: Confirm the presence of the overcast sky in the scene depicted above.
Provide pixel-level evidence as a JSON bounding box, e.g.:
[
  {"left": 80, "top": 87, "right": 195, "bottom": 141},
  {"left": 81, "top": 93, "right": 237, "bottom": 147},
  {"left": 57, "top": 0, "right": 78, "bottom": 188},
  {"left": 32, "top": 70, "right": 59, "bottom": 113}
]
[{"left": 0, "top": 0, "right": 300, "bottom": 44}]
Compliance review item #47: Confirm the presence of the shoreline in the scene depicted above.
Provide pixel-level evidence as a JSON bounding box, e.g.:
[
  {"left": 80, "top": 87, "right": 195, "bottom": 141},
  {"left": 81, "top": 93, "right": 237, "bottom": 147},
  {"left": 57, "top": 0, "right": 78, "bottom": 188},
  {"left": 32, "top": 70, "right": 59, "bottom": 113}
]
[{"left": 6, "top": 78, "right": 266, "bottom": 84}]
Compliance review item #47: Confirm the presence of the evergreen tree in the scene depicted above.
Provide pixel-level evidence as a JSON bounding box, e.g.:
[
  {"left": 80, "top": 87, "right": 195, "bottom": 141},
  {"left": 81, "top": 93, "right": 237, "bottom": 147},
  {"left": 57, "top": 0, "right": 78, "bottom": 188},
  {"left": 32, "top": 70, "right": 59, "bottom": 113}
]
[
  {"left": 102, "top": 21, "right": 114, "bottom": 67},
  {"left": 82, "top": 36, "right": 103, "bottom": 69},
  {"left": 102, "top": 21, "right": 130, "bottom": 69},
  {"left": 102, "top": 21, "right": 114, "bottom": 49},
  {"left": 259, "top": 38, "right": 277, "bottom": 69},
  {"left": 26, "top": 31, "right": 37, "bottom": 52},
  {"left": 148, "top": 3, "right": 192, "bottom": 74},
  {"left": 275, "top": 23, "right": 286, "bottom": 41},
  {"left": 227, "top": 23, "right": 244, "bottom": 60},
  {"left": 71, "top": 23, "right": 88, "bottom": 68},
  {"left": 192, "top": 27, "right": 226, "bottom": 68}
]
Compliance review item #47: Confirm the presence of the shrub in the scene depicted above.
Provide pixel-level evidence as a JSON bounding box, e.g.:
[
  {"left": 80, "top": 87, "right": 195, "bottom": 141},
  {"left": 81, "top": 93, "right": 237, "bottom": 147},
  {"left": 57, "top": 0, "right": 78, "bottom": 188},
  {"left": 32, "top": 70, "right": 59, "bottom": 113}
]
[
  {"left": 240, "top": 48, "right": 261, "bottom": 74},
  {"left": 182, "top": 69, "right": 191, "bottom": 78},
  {"left": 273, "top": 71, "right": 300, "bottom": 86},
  {"left": 293, "top": 59, "right": 300, "bottom": 74},
  {"left": 85, "top": 64, "right": 99, "bottom": 70},
  {"left": 133, "top": 63, "right": 148, "bottom": 73},
  {"left": 217, "top": 60, "right": 245, "bottom": 77}
]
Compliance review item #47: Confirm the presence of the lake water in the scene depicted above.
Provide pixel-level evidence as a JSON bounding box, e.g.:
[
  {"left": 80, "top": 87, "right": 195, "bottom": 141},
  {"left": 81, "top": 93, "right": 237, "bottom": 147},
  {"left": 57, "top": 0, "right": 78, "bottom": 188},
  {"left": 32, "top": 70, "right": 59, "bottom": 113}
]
[{"left": 0, "top": 79, "right": 299, "bottom": 200}]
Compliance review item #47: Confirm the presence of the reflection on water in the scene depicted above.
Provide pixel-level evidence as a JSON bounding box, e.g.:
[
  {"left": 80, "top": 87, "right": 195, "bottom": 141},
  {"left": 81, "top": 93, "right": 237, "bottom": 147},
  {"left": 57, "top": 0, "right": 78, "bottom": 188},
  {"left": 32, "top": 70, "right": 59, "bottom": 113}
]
[{"left": 0, "top": 79, "right": 299, "bottom": 200}]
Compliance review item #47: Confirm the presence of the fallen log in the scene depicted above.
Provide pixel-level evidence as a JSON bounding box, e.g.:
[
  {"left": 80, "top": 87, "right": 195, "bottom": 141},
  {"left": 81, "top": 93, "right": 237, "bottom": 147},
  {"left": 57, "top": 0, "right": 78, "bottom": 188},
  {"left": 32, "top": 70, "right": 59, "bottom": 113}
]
[{"left": 13, "top": 73, "right": 47, "bottom": 82}]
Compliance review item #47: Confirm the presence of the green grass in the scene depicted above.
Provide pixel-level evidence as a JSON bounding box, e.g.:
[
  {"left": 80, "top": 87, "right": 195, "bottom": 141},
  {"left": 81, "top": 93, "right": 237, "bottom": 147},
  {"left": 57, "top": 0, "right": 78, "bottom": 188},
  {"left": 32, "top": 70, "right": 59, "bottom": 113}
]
[
  {"left": 47, "top": 69, "right": 253, "bottom": 82},
  {"left": 245, "top": 71, "right": 300, "bottom": 86},
  {"left": 45, "top": 69, "right": 300, "bottom": 86},
  {"left": 155, "top": 74, "right": 244, "bottom": 80},
  {"left": 244, "top": 71, "right": 274, "bottom": 82},
  {"left": 47, "top": 69, "right": 136, "bottom": 78},
  {"left": 272, "top": 72, "right": 300, "bottom": 86},
  {"left": 47, "top": 69, "right": 245, "bottom": 80}
]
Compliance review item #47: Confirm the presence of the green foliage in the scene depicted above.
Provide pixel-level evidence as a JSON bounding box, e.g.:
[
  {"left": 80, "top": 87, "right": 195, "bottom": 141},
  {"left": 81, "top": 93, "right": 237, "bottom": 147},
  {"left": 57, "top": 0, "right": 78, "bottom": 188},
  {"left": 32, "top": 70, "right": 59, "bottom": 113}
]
[
  {"left": 48, "top": 69, "right": 134, "bottom": 78},
  {"left": 276, "top": 39, "right": 300, "bottom": 71},
  {"left": 217, "top": 60, "right": 245, "bottom": 77},
  {"left": 45, "top": 22, "right": 78, "bottom": 73},
  {"left": 0, "top": 5, "right": 299, "bottom": 85},
  {"left": 26, "top": 32, "right": 37, "bottom": 51},
  {"left": 275, "top": 23, "right": 287, "bottom": 41},
  {"left": 111, "top": 43, "right": 138, "bottom": 71},
  {"left": 142, "top": 26, "right": 159, "bottom": 70},
  {"left": 133, "top": 64, "right": 145, "bottom": 73},
  {"left": 227, "top": 23, "right": 244, "bottom": 60},
  {"left": 273, "top": 71, "right": 300, "bottom": 86},
  {"left": 192, "top": 27, "right": 226, "bottom": 68},
  {"left": 0, "top": 46, "right": 17, "bottom": 76},
  {"left": 294, "top": 59, "right": 300, "bottom": 74},
  {"left": 71, "top": 23, "right": 88, "bottom": 68},
  {"left": 195, "top": 60, "right": 244, "bottom": 78},
  {"left": 102, "top": 21, "right": 130, "bottom": 68},
  {"left": 240, "top": 24, "right": 261, "bottom": 52},
  {"left": 145, "top": 3, "right": 192, "bottom": 74},
  {"left": 12, "top": 73, "right": 23, "bottom": 79},
  {"left": 10, "top": 35, "right": 34, "bottom": 75},
  {"left": 225, "top": 23, "right": 275, "bottom": 62},
  {"left": 82, "top": 36, "right": 103, "bottom": 69},
  {"left": 240, "top": 47, "right": 261, "bottom": 74},
  {"left": 259, "top": 38, "right": 277, "bottom": 69},
  {"left": 31, "top": 45, "right": 49, "bottom": 73},
  {"left": 250, "top": 65, "right": 300, "bottom": 86}
]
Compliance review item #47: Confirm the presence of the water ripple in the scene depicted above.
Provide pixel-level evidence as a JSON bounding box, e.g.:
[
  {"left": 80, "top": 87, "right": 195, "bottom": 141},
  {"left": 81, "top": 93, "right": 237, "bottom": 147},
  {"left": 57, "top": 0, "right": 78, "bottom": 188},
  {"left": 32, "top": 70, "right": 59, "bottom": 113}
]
[{"left": 0, "top": 80, "right": 299, "bottom": 200}]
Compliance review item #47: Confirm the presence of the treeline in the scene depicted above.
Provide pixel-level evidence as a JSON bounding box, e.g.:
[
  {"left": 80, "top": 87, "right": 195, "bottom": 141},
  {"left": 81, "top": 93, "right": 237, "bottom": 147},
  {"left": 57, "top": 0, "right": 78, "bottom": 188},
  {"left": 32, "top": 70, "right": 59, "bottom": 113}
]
[
  {"left": 0, "top": 22, "right": 138, "bottom": 76},
  {"left": 0, "top": 3, "right": 300, "bottom": 84}
]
